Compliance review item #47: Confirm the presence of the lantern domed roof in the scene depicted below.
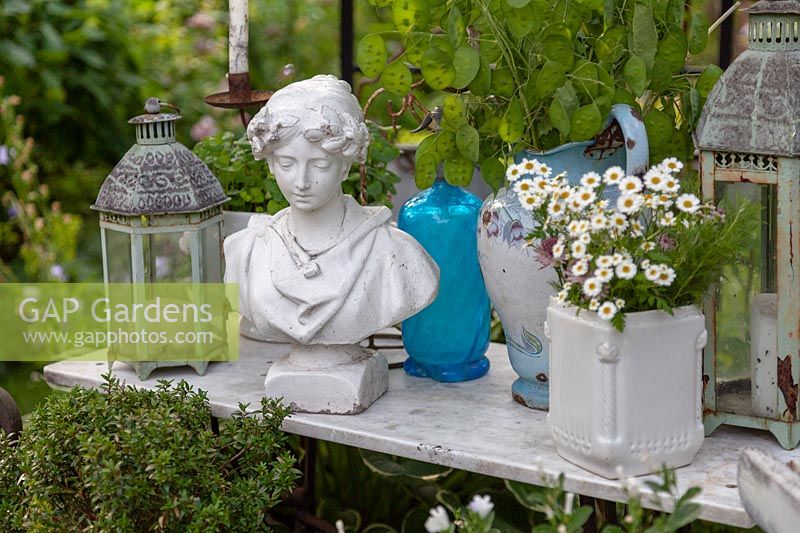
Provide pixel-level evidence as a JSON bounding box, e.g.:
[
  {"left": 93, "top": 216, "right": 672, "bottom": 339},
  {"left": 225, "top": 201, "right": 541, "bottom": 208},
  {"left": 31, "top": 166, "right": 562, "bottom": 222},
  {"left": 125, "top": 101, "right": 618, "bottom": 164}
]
[
  {"left": 695, "top": 0, "right": 800, "bottom": 157},
  {"left": 93, "top": 100, "right": 228, "bottom": 216}
]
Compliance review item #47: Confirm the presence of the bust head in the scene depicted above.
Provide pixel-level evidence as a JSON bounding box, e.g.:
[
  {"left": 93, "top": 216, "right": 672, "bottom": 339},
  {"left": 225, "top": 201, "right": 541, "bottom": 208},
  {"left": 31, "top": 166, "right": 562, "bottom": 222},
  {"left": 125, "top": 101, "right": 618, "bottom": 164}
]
[{"left": 247, "top": 75, "right": 370, "bottom": 212}]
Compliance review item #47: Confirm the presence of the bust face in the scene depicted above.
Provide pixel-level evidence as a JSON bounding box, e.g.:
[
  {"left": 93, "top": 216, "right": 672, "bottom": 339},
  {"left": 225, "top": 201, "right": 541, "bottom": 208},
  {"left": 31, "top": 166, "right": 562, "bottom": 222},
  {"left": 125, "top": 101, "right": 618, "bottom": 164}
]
[{"left": 268, "top": 135, "right": 349, "bottom": 212}]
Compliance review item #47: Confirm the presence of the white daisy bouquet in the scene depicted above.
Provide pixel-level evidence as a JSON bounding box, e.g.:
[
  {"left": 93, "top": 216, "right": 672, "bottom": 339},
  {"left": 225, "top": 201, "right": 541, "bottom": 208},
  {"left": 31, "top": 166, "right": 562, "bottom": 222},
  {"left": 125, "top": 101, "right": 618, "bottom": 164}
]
[{"left": 510, "top": 157, "right": 756, "bottom": 331}]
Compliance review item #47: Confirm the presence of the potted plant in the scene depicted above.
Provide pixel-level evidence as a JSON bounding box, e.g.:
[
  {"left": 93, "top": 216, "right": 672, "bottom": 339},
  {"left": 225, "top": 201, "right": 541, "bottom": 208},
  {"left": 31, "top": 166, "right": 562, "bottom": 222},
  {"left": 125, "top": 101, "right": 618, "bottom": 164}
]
[
  {"left": 507, "top": 157, "right": 755, "bottom": 478},
  {"left": 194, "top": 125, "right": 402, "bottom": 237},
  {"left": 358, "top": 0, "right": 725, "bottom": 409}
]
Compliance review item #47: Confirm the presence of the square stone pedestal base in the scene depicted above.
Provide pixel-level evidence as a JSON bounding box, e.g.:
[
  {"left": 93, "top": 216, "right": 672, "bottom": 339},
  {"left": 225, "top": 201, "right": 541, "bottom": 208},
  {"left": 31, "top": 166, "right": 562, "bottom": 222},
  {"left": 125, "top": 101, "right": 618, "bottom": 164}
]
[{"left": 264, "top": 344, "right": 388, "bottom": 414}]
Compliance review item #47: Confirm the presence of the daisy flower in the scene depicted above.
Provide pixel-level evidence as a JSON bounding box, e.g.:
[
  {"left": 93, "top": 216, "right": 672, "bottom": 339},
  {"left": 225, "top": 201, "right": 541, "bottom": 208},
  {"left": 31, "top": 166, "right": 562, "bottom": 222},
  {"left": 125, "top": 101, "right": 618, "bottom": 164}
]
[
  {"left": 571, "top": 241, "right": 587, "bottom": 259},
  {"left": 618, "top": 176, "right": 643, "bottom": 194},
  {"left": 660, "top": 157, "right": 684, "bottom": 173},
  {"left": 676, "top": 193, "right": 701, "bottom": 213},
  {"left": 640, "top": 259, "right": 651, "bottom": 268},
  {"left": 568, "top": 220, "right": 583, "bottom": 237},
  {"left": 571, "top": 259, "right": 589, "bottom": 276},
  {"left": 654, "top": 265, "right": 677, "bottom": 287},
  {"left": 556, "top": 288, "right": 569, "bottom": 303},
  {"left": 656, "top": 194, "right": 674, "bottom": 209},
  {"left": 663, "top": 176, "right": 680, "bottom": 193},
  {"left": 536, "top": 162, "right": 553, "bottom": 178},
  {"left": 533, "top": 177, "right": 550, "bottom": 192},
  {"left": 643, "top": 169, "right": 667, "bottom": 191},
  {"left": 658, "top": 212, "right": 677, "bottom": 227},
  {"left": 583, "top": 277, "right": 603, "bottom": 297},
  {"left": 573, "top": 187, "right": 597, "bottom": 207},
  {"left": 578, "top": 233, "right": 591, "bottom": 244},
  {"left": 603, "top": 166, "right": 624, "bottom": 185},
  {"left": 644, "top": 264, "right": 661, "bottom": 281},
  {"left": 590, "top": 213, "right": 608, "bottom": 231},
  {"left": 597, "top": 301, "right": 618, "bottom": 320},
  {"left": 548, "top": 201, "right": 566, "bottom": 219},
  {"left": 506, "top": 164, "right": 523, "bottom": 181},
  {"left": 612, "top": 253, "right": 625, "bottom": 266},
  {"left": 610, "top": 212, "right": 629, "bottom": 231},
  {"left": 520, "top": 158, "right": 540, "bottom": 174},
  {"left": 641, "top": 241, "right": 655, "bottom": 252},
  {"left": 630, "top": 221, "right": 644, "bottom": 237},
  {"left": 615, "top": 298, "right": 626, "bottom": 309},
  {"left": 581, "top": 172, "right": 602, "bottom": 189},
  {"left": 552, "top": 241, "right": 565, "bottom": 258},
  {"left": 589, "top": 298, "right": 600, "bottom": 311},
  {"left": 617, "top": 194, "right": 644, "bottom": 215},
  {"left": 594, "top": 267, "right": 613, "bottom": 282},
  {"left": 596, "top": 255, "right": 614, "bottom": 268},
  {"left": 519, "top": 192, "right": 541, "bottom": 211},
  {"left": 615, "top": 260, "right": 637, "bottom": 280},
  {"left": 513, "top": 178, "right": 536, "bottom": 195}
]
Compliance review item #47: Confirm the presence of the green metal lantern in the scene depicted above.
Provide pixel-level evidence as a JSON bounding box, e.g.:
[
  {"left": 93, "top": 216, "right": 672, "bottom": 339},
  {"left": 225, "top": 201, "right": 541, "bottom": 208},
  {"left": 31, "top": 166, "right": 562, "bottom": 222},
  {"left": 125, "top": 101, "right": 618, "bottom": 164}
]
[
  {"left": 696, "top": 0, "right": 800, "bottom": 449},
  {"left": 92, "top": 99, "right": 229, "bottom": 380}
]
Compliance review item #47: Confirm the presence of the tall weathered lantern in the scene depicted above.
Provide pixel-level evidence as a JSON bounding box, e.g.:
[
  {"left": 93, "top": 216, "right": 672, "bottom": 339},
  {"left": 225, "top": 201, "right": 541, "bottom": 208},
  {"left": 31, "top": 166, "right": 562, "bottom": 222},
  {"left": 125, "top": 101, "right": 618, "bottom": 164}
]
[
  {"left": 696, "top": 0, "right": 800, "bottom": 449},
  {"left": 92, "top": 99, "right": 229, "bottom": 379}
]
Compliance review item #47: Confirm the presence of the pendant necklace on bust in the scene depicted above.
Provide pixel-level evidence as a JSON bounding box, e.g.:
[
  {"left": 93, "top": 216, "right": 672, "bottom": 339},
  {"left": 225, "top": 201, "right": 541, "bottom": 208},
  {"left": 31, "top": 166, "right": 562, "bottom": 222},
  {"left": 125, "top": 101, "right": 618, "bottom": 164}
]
[{"left": 281, "top": 199, "right": 348, "bottom": 279}]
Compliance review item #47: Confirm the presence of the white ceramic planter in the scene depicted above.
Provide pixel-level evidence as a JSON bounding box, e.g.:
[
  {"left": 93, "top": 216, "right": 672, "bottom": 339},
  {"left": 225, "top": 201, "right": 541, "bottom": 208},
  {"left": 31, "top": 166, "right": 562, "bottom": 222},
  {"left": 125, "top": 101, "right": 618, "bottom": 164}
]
[{"left": 545, "top": 301, "right": 706, "bottom": 478}]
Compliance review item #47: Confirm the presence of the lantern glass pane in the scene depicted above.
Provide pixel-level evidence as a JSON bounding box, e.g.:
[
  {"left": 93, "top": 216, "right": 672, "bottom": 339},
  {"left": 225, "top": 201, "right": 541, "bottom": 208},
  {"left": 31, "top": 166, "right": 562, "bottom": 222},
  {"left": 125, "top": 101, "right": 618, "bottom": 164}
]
[
  {"left": 103, "top": 229, "right": 133, "bottom": 283},
  {"left": 714, "top": 181, "right": 778, "bottom": 417},
  {"left": 201, "top": 222, "right": 223, "bottom": 282},
  {"left": 143, "top": 231, "right": 194, "bottom": 283}
]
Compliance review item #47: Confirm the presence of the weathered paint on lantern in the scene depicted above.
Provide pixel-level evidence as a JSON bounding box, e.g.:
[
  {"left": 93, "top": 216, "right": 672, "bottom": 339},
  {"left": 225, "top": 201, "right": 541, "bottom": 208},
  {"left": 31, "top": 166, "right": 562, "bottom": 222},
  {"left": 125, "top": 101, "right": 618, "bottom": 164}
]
[
  {"left": 92, "top": 100, "right": 229, "bottom": 380},
  {"left": 696, "top": 0, "right": 800, "bottom": 449}
]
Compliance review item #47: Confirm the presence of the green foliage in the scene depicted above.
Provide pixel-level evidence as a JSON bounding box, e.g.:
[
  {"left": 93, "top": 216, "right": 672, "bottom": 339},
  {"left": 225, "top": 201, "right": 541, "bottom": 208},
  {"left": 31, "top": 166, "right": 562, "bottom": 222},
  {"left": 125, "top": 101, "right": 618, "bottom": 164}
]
[
  {"left": 360, "top": 0, "right": 722, "bottom": 188},
  {"left": 194, "top": 124, "right": 401, "bottom": 213},
  {"left": 0, "top": 375, "right": 298, "bottom": 531},
  {"left": 0, "top": 79, "right": 82, "bottom": 282}
]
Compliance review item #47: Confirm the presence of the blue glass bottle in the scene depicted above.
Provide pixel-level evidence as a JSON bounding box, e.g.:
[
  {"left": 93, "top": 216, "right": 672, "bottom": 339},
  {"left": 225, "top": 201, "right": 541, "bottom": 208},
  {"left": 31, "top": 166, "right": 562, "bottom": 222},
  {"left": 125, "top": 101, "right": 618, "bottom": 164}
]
[{"left": 398, "top": 178, "right": 491, "bottom": 382}]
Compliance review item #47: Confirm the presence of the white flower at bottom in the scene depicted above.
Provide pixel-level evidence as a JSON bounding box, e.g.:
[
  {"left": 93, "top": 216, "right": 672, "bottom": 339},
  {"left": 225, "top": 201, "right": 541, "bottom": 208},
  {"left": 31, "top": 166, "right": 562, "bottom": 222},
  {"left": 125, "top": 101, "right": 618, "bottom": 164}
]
[
  {"left": 556, "top": 289, "right": 568, "bottom": 303},
  {"left": 597, "top": 301, "right": 618, "bottom": 320},
  {"left": 468, "top": 494, "right": 495, "bottom": 519},
  {"left": 589, "top": 298, "right": 600, "bottom": 311},
  {"left": 615, "top": 298, "right": 626, "bottom": 309},
  {"left": 425, "top": 506, "right": 451, "bottom": 532},
  {"left": 336, "top": 520, "right": 346, "bottom": 533},
  {"left": 583, "top": 277, "right": 603, "bottom": 298}
]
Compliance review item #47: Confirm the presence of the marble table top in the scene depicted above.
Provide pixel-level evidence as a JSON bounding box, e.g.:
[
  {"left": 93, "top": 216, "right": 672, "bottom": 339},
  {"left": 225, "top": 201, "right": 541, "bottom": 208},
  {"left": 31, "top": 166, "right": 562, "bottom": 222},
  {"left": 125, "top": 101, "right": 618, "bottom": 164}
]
[{"left": 44, "top": 337, "right": 796, "bottom": 528}]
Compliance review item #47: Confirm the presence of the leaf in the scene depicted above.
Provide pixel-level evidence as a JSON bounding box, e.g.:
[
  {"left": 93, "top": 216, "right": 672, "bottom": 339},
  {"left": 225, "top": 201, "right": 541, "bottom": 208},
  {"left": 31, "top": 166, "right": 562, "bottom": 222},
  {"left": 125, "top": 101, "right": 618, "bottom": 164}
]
[
  {"left": 571, "top": 60, "right": 599, "bottom": 99},
  {"left": 446, "top": 6, "right": 466, "bottom": 47},
  {"left": 644, "top": 108, "right": 674, "bottom": 151},
  {"left": 436, "top": 490, "right": 462, "bottom": 512},
  {"left": 403, "top": 34, "right": 426, "bottom": 65},
  {"left": 549, "top": 83, "right": 580, "bottom": 137},
  {"left": 543, "top": 35, "right": 575, "bottom": 71},
  {"left": 688, "top": 13, "right": 710, "bottom": 55},
  {"left": 393, "top": 0, "right": 430, "bottom": 32},
  {"left": 656, "top": 34, "right": 688, "bottom": 74},
  {"left": 468, "top": 57, "right": 492, "bottom": 95},
  {"left": 367, "top": 0, "right": 393, "bottom": 5},
  {"left": 421, "top": 43, "right": 456, "bottom": 90},
  {"left": 415, "top": 136, "right": 439, "bottom": 188},
  {"left": 380, "top": 61, "right": 412, "bottom": 95},
  {"left": 401, "top": 508, "right": 429, "bottom": 533},
  {"left": 569, "top": 103, "right": 602, "bottom": 141},
  {"left": 456, "top": 124, "right": 480, "bottom": 162},
  {"left": 623, "top": 54, "right": 648, "bottom": 97},
  {"left": 357, "top": 35, "right": 387, "bottom": 77},
  {"left": 481, "top": 157, "right": 506, "bottom": 192},
  {"left": 435, "top": 130, "right": 458, "bottom": 157},
  {"left": 595, "top": 26, "right": 627, "bottom": 64},
  {"left": 507, "top": 0, "right": 531, "bottom": 6},
  {"left": 491, "top": 68, "right": 515, "bottom": 98},
  {"left": 629, "top": 2, "right": 658, "bottom": 70},
  {"left": 696, "top": 64, "right": 724, "bottom": 98},
  {"left": 0, "top": 40, "right": 36, "bottom": 68},
  {"left": 442, "top": 95, "right": 467, "bottom": 129},
  {"left": 444, "top": 154, "right": 474, "bottom": 186},
  {"left": 499, "top": 97, "right": 524, "bottom": 143},
  {"left": 505, "top": 479, "right": 548, "bottom": 510},
  {"left": 452, "top": 44, "right": 480, "bottom": 89},
  {"left": 505, "top": 5, "right": 537, "bottom": 39},
  {"left": 649, "top": 59, "right": 673, "bottom": 93},
  {"left": 536, "top": 60, "right": 566, "bottom": 100}
]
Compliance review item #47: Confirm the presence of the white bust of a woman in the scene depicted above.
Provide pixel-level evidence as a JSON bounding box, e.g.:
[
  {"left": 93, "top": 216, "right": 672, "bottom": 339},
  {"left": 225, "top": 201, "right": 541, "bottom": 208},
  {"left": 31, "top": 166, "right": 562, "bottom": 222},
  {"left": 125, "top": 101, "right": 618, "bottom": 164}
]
[{"left": 224, "top": 75, "right": 439, "bottom": 413}]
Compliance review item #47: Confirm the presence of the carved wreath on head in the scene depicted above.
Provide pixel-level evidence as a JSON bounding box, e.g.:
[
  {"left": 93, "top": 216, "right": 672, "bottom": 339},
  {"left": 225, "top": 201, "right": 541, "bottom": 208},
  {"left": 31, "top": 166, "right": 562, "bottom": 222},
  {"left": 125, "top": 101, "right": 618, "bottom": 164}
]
[{"left": 248, "top": 105, "right": 370, "bottom": 164}]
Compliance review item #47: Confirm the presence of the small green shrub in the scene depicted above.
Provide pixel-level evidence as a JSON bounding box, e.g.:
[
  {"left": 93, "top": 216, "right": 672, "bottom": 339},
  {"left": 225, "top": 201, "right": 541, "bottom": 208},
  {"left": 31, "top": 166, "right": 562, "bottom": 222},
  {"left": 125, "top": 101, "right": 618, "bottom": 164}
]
[{"left": 0, "top": 375, "right": 299, "bottom": 532}]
